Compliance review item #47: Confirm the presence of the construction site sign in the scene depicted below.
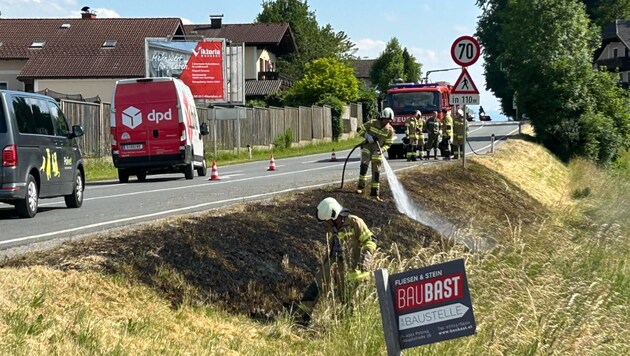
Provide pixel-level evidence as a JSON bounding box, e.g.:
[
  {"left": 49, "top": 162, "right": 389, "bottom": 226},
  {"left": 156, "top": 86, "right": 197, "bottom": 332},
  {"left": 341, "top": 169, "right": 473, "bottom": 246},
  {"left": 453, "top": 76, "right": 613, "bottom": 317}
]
[{"left": 375, "top": 259, "right": 476, "bottom": 354}]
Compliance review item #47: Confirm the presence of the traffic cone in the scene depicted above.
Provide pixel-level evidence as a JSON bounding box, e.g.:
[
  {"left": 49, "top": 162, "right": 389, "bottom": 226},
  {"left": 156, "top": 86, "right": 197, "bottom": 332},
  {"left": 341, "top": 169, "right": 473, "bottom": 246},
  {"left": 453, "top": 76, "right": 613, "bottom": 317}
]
[
  {"left": 267, "top": 155, "right": 277, "bottom": 171},
  {"left": 209, "top": 160, "right": 221, "bottom": 180},
  {"left": 330, "top": 148, "right": 337, "bottom": 162}
]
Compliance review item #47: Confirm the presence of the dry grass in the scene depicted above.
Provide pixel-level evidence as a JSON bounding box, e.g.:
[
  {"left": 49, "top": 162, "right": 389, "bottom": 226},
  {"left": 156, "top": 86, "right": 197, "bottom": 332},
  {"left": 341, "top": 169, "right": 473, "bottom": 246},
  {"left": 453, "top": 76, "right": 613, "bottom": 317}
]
[{"left": 1, "top": 131, "right": 629, "bottom": 355}]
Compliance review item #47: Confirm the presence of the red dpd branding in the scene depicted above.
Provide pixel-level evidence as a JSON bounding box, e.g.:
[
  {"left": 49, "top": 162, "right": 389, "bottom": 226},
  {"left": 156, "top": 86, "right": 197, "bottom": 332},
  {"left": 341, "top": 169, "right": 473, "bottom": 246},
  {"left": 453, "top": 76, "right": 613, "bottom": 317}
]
[{"left": 148, "top": 108, "right": 173, "bottom": 123}]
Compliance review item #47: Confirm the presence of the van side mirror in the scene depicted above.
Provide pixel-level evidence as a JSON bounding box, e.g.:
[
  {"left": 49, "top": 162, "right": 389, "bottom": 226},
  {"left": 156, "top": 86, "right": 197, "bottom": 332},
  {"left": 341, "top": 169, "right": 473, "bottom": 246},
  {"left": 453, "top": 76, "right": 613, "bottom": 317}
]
[
  {"left": 70, "top": 125, "right": 84, "bottom": 138},
  {"left": 200, "top": 122, "right": 209, "bottom": 136}
]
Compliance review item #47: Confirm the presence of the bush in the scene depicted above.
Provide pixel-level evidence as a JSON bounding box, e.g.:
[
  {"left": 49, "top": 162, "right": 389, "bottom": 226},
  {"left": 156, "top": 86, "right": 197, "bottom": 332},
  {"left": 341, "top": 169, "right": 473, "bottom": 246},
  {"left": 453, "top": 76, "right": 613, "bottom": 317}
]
[
  {"left": 273, "top": 128, "right": 294, "bottom": 150},
  {"left": 316, "top": 94, "right": 345, "bottom": 141}
]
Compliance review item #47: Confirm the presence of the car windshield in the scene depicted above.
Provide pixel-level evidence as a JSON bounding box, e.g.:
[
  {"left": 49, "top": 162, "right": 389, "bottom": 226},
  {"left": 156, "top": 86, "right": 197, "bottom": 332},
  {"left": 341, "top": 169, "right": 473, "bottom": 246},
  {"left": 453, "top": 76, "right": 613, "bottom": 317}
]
[{"left": 387, "top": 91, "right": 440, "bottom": 115}]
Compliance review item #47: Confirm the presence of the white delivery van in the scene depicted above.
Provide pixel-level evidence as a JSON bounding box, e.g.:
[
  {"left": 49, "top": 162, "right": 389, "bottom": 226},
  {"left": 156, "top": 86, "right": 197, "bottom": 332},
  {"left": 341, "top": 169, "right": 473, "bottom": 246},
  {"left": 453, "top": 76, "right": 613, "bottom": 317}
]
[{"left": 111, "top": 78, "right": 209, "bottom": 183}]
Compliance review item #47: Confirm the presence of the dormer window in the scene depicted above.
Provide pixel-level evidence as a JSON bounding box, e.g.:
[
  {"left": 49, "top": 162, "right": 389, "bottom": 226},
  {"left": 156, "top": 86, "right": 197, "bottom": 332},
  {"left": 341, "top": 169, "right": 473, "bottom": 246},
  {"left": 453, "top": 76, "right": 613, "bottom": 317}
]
[
  {"left": 613, "top": 48, "right": 619, "bottom": 58},
  {"left": 30, "top": 41, "right": 45, "bottom": 48},
  {"left": 60, "top": 23, "right": 71, "bottom": 29},
  {"left": 102, "top": 40, "right": 117, "bottom": 48}
]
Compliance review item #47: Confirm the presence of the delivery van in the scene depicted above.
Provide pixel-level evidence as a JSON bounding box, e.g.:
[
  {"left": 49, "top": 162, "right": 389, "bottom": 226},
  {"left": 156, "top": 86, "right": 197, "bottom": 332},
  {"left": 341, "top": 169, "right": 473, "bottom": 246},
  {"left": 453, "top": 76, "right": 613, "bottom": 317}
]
[
  {"left": 0, "top": 90, "right": 85, "bottom": 218},
  {"left": 111, "top": 78, "right": 209, "bottom": 183}
]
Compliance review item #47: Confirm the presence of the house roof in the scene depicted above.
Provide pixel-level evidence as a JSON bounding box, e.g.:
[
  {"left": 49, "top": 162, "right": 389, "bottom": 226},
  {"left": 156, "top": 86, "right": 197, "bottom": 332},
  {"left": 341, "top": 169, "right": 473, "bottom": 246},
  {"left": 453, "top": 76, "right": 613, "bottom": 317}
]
[
  {"left": 245, "top": 79, "right": 288, "bottom": 97},
  {"left": 0, "top": 18, "right": 184, "bottom": 79},
  {"left": 350, "top": 59, "right": 376, "bottom": 79},
  {"left": 183, "top": 23, "right": 297, "bottom": 55},
  {"left": 595, "top": 19, "right": 630, "bottom": 60}
]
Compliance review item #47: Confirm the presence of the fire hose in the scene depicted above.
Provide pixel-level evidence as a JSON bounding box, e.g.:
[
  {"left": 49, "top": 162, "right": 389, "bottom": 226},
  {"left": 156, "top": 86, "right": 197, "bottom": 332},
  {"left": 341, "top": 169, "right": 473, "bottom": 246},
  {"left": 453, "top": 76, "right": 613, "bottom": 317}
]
[{"left": 338, "top": 139, "right": 382, "bottom": 190}]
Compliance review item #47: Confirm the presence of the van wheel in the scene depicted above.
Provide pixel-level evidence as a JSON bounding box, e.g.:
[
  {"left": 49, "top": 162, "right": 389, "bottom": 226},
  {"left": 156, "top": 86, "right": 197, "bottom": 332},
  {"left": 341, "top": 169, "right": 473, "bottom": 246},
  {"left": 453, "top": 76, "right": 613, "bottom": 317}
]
[
  {"left": 64, "top": 171, "right": 84, "bottom": 208},
  {"left": 184, "top": 161, "right": 194, "bottom": 180},
  {"left": 16, "top": 174, "right": 38, "bottom": 218},
  {"left": 196, "top": 160, "right": 207, "bottom": 177},
  {"left": 137, "top": 173, "right": 147, "bottom": 182},
  {"left": 118, "top": 169, "right": 129, "bottom": 183}
]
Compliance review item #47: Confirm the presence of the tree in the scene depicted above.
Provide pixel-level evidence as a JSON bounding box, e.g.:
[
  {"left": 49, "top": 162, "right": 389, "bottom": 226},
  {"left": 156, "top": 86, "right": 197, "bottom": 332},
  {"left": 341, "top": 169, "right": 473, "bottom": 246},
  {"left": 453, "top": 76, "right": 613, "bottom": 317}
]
[
  {"left": 402, "top": 48, "right": 422, "bottom": 83},
  {"left": 582, "top": 0, "right": 630, "bottom": 28},
  {"left": 284, "top": 57, "right": 359, "bottom": 105},
  {"left": 369, "top": 38, "right": 405, "bottom": 95},
  {"left": 256, "top": 0, "right": 355, "bottom": 80},
  {"left": 476, "top": 0, "right": 630, "bottom": 164}
]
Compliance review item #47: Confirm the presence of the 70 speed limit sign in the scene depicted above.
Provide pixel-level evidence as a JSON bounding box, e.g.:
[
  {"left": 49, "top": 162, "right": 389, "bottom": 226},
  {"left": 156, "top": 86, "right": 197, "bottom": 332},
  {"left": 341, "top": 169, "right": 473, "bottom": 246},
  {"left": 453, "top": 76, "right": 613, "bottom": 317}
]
[{"left": 451, "top": 36, "right": 481, "bottom": 67}]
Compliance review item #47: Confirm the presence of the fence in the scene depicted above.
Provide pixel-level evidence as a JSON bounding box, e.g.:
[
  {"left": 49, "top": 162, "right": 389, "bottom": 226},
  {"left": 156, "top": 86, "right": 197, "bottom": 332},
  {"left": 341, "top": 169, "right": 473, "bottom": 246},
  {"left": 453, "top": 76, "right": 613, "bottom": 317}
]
[{"left": 59, "top": 100, "right": 362, "bottom": 158}]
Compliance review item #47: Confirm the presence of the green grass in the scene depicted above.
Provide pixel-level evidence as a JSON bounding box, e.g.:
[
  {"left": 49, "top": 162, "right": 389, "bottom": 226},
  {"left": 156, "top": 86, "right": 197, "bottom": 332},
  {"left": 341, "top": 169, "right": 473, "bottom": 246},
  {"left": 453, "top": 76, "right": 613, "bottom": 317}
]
[{"left": 84, "top": 137, "right": 363, "bottom": 182}]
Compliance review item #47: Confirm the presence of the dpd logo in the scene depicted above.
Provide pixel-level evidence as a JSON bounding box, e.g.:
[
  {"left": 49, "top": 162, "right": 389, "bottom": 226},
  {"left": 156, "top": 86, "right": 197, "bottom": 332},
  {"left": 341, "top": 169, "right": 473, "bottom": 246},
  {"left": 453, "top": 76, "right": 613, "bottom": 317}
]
[{"left": 121, "top": 106, "right": 142, "bottom": 129}]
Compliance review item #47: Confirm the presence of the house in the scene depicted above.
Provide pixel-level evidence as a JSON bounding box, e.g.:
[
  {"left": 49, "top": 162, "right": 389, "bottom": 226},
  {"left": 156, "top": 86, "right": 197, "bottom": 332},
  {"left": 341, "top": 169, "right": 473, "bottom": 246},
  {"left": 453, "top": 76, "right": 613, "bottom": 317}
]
[
  {"left": 594, "top": 19, "right": 630, "bottom": 89},
  {"left": 0, "top": 10, "right": 297, "bottom": 103},
  {"left": 0, "top": 10, "right": 186, "bottom": 102},
  {"left": 350, "top": 58, "right": 376, "bottom": 88},
  {"left": 183, "top": 16, "right": 297, "bottom": 100}
]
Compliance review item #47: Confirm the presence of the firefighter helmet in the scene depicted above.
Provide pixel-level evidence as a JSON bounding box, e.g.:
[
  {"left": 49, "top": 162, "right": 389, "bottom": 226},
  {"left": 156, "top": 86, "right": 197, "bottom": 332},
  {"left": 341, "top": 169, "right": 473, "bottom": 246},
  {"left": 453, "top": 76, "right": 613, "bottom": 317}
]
[
  {"left": 381, "top": 107, "right": 394, "bottom": 121},
  {"left": 317, "top": 197, "right": 344, "bottom": 222}
]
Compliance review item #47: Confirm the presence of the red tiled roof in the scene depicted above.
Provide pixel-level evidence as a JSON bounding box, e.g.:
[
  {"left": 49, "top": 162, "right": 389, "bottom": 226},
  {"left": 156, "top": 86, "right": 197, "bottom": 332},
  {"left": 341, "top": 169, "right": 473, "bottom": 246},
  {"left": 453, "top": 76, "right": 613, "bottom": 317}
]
[
  {"left": 184, "top": 23, "right": 297, "bottom": 54},
  {"left": 350, "top": 59, "right": 376, "bottom": 79},
  {"left": 0, "top": 18, "right": 184, "bottom": 78}
]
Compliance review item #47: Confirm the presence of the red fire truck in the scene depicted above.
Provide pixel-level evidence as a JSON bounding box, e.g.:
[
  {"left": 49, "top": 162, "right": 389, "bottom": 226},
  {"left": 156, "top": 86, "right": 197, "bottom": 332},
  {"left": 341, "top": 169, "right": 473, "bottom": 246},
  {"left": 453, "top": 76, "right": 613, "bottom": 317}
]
[{"left": 384, "top": 81, "right": 452, "bottom": 159}]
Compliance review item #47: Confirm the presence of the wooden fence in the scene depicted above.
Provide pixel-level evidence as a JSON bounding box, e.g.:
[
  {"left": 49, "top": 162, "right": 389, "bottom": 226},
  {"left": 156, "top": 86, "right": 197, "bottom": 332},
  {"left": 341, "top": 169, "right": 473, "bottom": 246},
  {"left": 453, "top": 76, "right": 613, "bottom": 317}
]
[{"left": 60, "top": 100, "right": 361, "bottom": 158}]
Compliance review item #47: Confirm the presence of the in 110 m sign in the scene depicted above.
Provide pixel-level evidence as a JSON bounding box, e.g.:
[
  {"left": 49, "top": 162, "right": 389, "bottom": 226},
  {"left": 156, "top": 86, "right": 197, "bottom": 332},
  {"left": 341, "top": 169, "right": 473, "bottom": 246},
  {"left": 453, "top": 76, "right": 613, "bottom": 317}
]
[{"left": 389, "top": 259, "right": 476, "bottom": 349}]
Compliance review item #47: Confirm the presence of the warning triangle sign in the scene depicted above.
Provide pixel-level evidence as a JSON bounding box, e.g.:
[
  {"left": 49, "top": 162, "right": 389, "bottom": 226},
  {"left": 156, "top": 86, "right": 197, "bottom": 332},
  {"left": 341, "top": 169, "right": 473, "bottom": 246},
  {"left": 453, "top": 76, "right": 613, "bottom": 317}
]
[{"left": 451, "top": 68, "right": 479, "bottom": 94}]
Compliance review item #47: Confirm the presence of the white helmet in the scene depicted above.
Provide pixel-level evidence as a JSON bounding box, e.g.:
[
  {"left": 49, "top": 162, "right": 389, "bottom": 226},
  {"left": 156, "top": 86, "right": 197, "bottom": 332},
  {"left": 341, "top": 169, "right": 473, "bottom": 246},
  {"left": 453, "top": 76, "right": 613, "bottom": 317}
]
[
  {"left": 457, "top": 109, "right": 464, "bottom": 117},
  {"left": 317, "top": 197, "right": 344, "bottom": 222},
  {"left": 381, "top": 107, "right": 394, "bottom": 121}
]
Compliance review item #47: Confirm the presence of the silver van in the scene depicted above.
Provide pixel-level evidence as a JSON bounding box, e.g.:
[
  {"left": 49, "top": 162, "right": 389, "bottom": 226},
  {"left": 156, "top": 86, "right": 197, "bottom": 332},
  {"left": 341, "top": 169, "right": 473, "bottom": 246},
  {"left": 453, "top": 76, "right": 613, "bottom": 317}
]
[{"left": 0, "top": 90, "right": 85, "bottom": 218}]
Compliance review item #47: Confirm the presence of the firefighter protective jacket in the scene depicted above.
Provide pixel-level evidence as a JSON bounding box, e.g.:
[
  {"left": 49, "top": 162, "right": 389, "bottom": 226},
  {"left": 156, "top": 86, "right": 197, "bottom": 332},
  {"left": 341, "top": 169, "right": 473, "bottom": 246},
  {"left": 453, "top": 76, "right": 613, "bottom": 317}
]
[
  {"left": 358, "top": 119, "right": 395, "bottom": 153},
  {"left": 405, "top": 117, "right": 423, "bottom": 139},
  {"left": 326, "top": 214, "right": 376, "bottom": 280}
]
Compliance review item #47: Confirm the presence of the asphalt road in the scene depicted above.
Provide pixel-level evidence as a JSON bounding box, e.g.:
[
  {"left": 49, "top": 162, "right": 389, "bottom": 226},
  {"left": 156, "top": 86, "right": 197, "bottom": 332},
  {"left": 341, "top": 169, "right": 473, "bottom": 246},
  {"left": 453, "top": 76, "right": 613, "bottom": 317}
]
[{"left": 0, "top": 121, "right": 521, "bottom": 251}]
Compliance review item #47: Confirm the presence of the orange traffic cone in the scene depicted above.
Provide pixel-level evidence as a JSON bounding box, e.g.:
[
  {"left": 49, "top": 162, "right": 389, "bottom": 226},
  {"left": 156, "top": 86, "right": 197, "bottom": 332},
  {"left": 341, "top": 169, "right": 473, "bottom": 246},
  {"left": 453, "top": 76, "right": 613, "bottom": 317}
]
[
  {"left": 209, "top": 160, "right": 221, "bottom": 180},
  {"left": 330, "top": 148, "right": 337, "bottom": 162},
  {"left": 267, "top": 155, "right": 277, "bottom": 171}
]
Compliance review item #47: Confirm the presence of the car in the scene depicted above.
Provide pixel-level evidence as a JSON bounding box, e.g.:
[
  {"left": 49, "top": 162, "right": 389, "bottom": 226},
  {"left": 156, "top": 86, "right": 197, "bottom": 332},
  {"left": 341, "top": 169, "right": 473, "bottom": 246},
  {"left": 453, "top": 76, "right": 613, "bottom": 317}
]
[{"left": 0, "top": 90, "right": 85, "bottom": 218}]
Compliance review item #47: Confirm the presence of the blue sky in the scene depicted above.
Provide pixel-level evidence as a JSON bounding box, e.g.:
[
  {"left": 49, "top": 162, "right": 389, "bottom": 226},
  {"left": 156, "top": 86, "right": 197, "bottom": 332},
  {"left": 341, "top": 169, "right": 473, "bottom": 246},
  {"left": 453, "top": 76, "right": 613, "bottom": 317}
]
[{"left": 1, "top": 0, "right": 505, "bottom": 120}]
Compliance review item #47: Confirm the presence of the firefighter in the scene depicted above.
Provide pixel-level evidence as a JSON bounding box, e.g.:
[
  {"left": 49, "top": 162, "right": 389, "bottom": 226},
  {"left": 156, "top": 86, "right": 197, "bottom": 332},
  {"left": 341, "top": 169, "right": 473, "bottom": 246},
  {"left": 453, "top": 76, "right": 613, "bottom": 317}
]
[
  {"left": 441, "top": 108, "right": 454, "bottom": 160},
  {"left": 424, "top": 111, "right": 441, "bottom": 160},
  {"left": 452, "top": 109, "right": 466, "bottom": 159},
  {"left": 405, "top": 110, "right": 421, "bottom": 161},
  {"left": 296, "top": 197, "right": 377, "bottom": 325},
  {"left": 356, "top": 108, "right": 395, "bottom": 200}
]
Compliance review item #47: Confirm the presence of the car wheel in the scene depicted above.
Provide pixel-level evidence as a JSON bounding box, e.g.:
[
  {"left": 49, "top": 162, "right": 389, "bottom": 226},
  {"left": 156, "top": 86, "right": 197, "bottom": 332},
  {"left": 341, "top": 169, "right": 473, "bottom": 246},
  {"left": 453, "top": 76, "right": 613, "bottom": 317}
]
[
  {"left": 64, "top": 171, "right": 84, "bottom": 208},
  {"left": 16, "top": 174, "right": 38, "bottom": 218},
  {"left": 184, "top": 161, "right": 194, "bottom": 180},
  {"left": 118, "top": 169, "right": 129, "bottom": 183},
  {"left": 196, "top": 159, "right": 207, "bottom": 177},
  {"left": 137, "top": 173, "right": 147, "bottom": 182}
]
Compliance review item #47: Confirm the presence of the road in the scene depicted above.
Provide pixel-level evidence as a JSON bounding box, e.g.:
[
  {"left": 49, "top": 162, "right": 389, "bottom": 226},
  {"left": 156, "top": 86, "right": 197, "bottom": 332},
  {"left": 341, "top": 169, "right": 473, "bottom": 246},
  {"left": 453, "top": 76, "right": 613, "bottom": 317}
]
[{"left": 0, "top": 121, "right": 521, "bottom": 251}]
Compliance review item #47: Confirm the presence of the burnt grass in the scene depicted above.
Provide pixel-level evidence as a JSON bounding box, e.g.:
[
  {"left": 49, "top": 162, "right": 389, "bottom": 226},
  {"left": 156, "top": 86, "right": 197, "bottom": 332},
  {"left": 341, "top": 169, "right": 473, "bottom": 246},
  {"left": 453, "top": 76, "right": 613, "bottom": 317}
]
[{"left": 1, "top": 160, "right": 548, "bottom": 321}]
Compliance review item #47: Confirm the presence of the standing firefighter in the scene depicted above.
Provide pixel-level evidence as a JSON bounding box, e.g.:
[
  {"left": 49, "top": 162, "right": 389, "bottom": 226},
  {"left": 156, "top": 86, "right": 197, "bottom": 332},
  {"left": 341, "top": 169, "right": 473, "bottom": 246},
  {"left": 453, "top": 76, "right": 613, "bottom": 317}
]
[
  {"left": 452, "top": 109, "right": 466, "bottom": 159},
  {"left": 296, "top": 197, "right": 377, "bottom": 325},
  {"left": 356, "top": 108, "right": 395, "bottom": 200},
  {"left": 425, "top": 111, "right": 441, "bottom": 160},
  {"left": 405, "top": 110, "right": 424, "bottom": 161},
  {"left": 441, "top": 108, "right": 454, "bottom": 160}
]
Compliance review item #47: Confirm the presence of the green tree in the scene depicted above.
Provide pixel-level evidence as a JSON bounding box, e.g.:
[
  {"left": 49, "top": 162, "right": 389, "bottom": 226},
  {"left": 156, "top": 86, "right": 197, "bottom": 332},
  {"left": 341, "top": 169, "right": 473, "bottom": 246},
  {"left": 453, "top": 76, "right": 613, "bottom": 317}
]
[
  {"left": 582, "top": 0, "right": 630, "bottom": 28},
  {"left": 476, "top": 0, "right": 630, "bottom": 164},
  {"left": 402, "top": 48, "right": 422, "bottom": 83},
  {"left": 369, "top": 38, "right": 405, "bottom": 95},
  {"left": 256, "top": 0, "right": 355, "bottom": 80},
  {"left": 285, "top": 57, "right": 359, "bottom": 105}
]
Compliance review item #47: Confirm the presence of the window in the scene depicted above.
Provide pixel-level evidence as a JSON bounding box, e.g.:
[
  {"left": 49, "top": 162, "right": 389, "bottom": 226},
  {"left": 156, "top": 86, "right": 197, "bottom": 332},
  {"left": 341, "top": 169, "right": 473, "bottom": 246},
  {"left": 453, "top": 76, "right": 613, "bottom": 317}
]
[
  {"left": 48, "top": 101, "right": 69, "bottom": 136},
  {"left": 613, "top": 48, "right": 619, "bottom": 58},
  {"left": 60, "top": 23, "right": 71, "bottom": 29},
  {"left": 102, "top": 40, "right": 117, "bottom": 47},
  {"left": 0, "top": 82, "right": 7, "bottom": 90},
  {"left": 0, "top": 99, "right": 6, "bottom": 133},
  {"left": 30, "top": 41, "right": 45, "bottom": 48},
  {"left": 12, "top": 97, "right": 54, "bottom": 135}
]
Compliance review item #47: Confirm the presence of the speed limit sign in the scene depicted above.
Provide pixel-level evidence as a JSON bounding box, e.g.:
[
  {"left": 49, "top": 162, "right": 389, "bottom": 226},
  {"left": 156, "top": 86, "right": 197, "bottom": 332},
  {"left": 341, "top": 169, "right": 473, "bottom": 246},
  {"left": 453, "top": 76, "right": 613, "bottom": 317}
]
[{"left": 451, "top": 36, "right": 481, "bottom": 67}]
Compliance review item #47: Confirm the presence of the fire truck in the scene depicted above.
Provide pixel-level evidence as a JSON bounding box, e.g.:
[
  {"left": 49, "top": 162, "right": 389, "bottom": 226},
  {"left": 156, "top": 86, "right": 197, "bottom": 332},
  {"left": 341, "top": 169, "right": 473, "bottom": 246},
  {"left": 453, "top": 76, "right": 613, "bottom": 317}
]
[{"left": 384, "top": 81, "right": 453, "bottom": 159}]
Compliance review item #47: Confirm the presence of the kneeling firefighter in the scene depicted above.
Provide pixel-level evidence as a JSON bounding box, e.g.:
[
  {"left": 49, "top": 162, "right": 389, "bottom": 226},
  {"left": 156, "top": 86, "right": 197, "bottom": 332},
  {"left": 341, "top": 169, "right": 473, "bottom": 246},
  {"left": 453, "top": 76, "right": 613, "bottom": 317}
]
[
  {"left": 296, "top": 197, "right": 377, "bottom": 325},
  {"left": 356, "top": 108, "right": 395, "bottom": 200}
]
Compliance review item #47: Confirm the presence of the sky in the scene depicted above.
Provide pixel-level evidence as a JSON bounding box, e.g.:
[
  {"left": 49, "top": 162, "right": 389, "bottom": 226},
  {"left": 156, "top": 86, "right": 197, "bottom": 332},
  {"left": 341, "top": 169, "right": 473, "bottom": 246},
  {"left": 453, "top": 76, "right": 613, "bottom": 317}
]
[{"left": 0, "top": 0, "right": 507, "bottom": 120}]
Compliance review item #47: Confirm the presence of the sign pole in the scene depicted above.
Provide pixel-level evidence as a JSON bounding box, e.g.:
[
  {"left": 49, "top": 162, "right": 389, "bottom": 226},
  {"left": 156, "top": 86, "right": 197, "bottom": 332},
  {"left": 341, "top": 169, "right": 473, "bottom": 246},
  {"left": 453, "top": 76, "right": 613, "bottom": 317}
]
[
  {"left": 375, "top": 269, "right": 402, "bottom": 356},
  {"left": 463, "top": 103, "right": 467, "bottom": 168}
]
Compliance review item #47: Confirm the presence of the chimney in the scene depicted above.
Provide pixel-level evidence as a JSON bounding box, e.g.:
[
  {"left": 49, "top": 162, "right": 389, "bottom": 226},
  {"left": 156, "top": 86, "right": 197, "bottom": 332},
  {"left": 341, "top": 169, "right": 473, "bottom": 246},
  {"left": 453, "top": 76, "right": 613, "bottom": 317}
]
[
  {"left": 81, "top": 6, "right": 97, "bottom": 19},
  {"left": 210, "top": 14, "right": 223, "bottom": 29}
]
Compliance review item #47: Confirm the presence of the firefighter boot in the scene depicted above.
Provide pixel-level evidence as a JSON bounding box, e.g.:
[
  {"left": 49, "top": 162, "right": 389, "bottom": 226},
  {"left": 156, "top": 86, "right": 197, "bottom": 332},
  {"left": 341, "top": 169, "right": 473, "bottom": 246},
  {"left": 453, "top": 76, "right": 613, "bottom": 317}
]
[
  {"left": 425, "top": 151, "right": 430, "bottom": 160},
  {"left": 356, "top": 163, "right": 368, "bottom": 194}
]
